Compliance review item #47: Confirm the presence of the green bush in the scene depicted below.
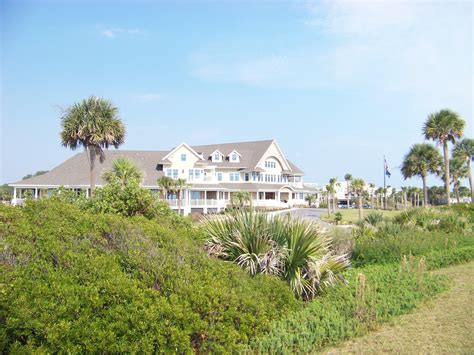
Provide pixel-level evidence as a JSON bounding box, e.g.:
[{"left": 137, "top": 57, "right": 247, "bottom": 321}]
[
  {"left": 394, "top": 207, "right": 471, "bottom": 233},
  {"left": 248, "top": 260, "right": 448, "bottom": 353},
  {"left": 0, "top": 200, "right": 299, "bottom": 353},
  {"left": 353, "top": 229, "right": 474, "bottom": 267},
  {"left": 364, "top": 211, "right": 384, "bottom": 227}
]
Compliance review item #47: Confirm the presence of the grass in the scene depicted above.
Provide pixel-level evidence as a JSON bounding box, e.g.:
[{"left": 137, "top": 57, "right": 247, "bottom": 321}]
[
  {"left": 323, "top": 261, "right": 474, "bottom": 354},
  {"left": 321, "top": 209, "right": 401, "bottom": 225}
]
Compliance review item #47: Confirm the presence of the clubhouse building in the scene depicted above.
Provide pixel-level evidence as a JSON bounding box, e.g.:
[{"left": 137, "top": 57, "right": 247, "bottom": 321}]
[{"left": 10, "top": 139, "right": 318, "bottom": 214}]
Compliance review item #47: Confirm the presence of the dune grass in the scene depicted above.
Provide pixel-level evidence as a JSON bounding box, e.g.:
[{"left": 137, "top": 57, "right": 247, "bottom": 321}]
[{"left": 323, "top": 261, "right": 474, "bottom": 354}]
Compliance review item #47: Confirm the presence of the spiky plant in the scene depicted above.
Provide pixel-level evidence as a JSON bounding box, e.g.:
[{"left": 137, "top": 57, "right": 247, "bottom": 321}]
[
  {"left": 102, "top": 157, "right": 143, "bottom": 187},
  {"left": 203, "top": 210, "right": 350, "bottom": 300}
]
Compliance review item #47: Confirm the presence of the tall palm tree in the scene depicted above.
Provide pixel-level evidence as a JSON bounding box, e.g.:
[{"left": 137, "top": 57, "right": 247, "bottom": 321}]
[
  {"left": 60, "top": 96, "right": 125, "bottom": 196},
  {"left": 102, "top": 157, "right": 143, "bottom": 187},
  {"left": 368, "top": 182, "right": 375, "bottom": 209},
  {"left": 324, "top": 185, "right": 332, "bottom": 217},
  {"left": 445, "top": 158, "right": 469, "bottom": 204},
  {"left": 352, "top": 178, "right": 365, "bottom": 221},
  {"left": 423, "top": 109, "right": 465, "bottom": 205},
  {"left": 328, "top": 178, "right": 339, "bottom": 212},
  {"left": 173, "top": 178, "right": 189, "bottom": 215},
  {"left": 401, "top": 143, "right": 442, "bottom": 207},
  {"left": 401, "top": 186, "right": 408, "bottom": 210},
  {"left": 453, "top": 138, "right": 474, "bottom": 202},
  {"left": 157, "top": 176, "right": 174, "bottom": 200},
  {"left": 344, "top": 173, "right": 352, "bottom": 208}
]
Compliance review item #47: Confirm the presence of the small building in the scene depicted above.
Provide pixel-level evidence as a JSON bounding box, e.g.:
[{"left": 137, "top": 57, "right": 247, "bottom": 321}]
[{"left": 9, "top": 139, "right": 317, "bottom": 215}]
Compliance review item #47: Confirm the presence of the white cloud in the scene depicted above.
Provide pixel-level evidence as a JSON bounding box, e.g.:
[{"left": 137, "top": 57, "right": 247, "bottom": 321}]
[
  {"left": 190, "top": 0, "right": 472, "bottom": 104},
  {"left": 100, "top": 27, "right": 144, "bottom": 39}
]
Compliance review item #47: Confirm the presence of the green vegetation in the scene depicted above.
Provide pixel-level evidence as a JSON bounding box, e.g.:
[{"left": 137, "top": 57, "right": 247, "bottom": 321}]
[
  {"left": 202, "top": 210, "right": 350, "bottom": 300},
  {"left": 321, "top": 209, "right": 400, "bottom": 225},
  {"left": 0, "top": 200, "right": 298, "bottom": 353},
  {"left": 326, "top": 262, "right": 474, "bottom": 354},
  {"left": 60, "top": 96, "right": 126, "bottom": 195},
  {"left": 248, "top": 260, "right": 448, "bottom": 353},
  {"left": 248, "top": 205, "right": 474, "bottom": 352}
]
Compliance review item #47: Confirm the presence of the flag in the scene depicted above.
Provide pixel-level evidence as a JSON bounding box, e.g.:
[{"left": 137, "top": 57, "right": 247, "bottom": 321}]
[{"left": 384, "top": 158, "right": 391, "bottom": 177}]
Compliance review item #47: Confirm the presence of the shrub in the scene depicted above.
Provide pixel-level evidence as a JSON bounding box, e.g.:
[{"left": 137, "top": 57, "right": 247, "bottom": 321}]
[
  {"left": 248, "top": 260, "right": 448, "bottom": 353},
  {"left": 364, "top": 211, "right": 384, "bottom": 227},
  {"left": 334, "top": 212, "right": 343, "bottom": 225},
  {"left": 0, "top": 200, "right": 299, "bottom": 353},
  {"left": 394, "top": 207, "right": 470, "bottom": 233},
  {"left": 202, "top": 210, "right": 350, "bottom": 300}
]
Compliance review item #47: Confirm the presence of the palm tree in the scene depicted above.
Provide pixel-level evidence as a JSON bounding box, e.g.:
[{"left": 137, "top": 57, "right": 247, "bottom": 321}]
[
  {"left": 156, "top": 176, "right": 174, "bottom": 200},
  {"left": 344, "top": 173, "right": 352, "bottom": 208},
  {"left": 445, "top": 158, "right": 469, "bottom": 204},
  {"left": 305, "top": 194, "right": 317, "bottom": 207},
  {"left": 231, "top": 191, "right": 252, "bottom": 209},
  {"left": 173, "top": 178, "right": 189, "bottom": 215},
  {"left": 401, "top": 143, "right": 442, "bottom": 207},
  {"left": 401, "top": 186, "right": 408, "bottom": 210},
  {"left": 453, "top": 138, "right": 474, "bottom": 202},
  {"left": 328, "top": 178, "right": 339, "bottom": 212},
  {"left": 60, "top": 96, "right": 125, "bottom": 196},
  {"left": 352, "top": 178, "right": 365, "bottom": 221},
  {"left": 203, "top": 210, "right": 350, "bottom": 300},
  {"left": 102, "top": 157, "right": 143, "bottom": 187},
  {"left": 423, "top": 109, "right": 465, "bottom": 205}
]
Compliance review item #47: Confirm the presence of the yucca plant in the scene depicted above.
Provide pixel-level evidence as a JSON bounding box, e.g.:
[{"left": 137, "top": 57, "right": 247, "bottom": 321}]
[{"left": 203, "top": 210, "right": 350, "bottom": 300}]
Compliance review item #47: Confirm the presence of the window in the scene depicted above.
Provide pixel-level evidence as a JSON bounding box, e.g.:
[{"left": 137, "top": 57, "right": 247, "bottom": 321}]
[
  {"left": 230, "top": 172, "right": 240, "bottom": 181},
  {"left": 245, "top": 173, "right": 249, "bottom": 181},
  {"left": 195, "top": 169, "right": 201, "bottom": 179},
  {"left": 181, "top": 153, "right": 187, "bottom": 161},
  {"left": 231, "top": 154, "right": 237, "bottom": 161},
  {"left": 214, "top": 153, "right": 220, "bottom": 161},
  {"left": 191, "top": 191, "right": 201, "bottom": 200},
  {"left": 166, "top": 169, "right": 172, "bottom": 177},
  {"left": 173, "top": 169, "right": 178, "bottom": 179},
  {"left": 216, "top": 172, "right": 223, "bottom": 181}
]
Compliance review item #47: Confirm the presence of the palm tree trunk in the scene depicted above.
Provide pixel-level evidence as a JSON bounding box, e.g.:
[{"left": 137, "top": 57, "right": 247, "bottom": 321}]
[
  {"left": 327, "top": 195, "right": 331, "bottom": 217},
  {"left": 422, "top": 175, "right": 428, "bottom": 207},
  {"left": 443, "top": 142, "right": 451, "bottom": 205},
  {"left": 89, "top": 148, "right": 96, "bottom": 197},
  {"left": 468, "top": 160, "right": 474, "bottom": 203},
  {"left": 358, "top": 196, "right": 363, "bottom": 221},
  {"left": 455, "top": 184, "right": 460, "bottom": 204}
]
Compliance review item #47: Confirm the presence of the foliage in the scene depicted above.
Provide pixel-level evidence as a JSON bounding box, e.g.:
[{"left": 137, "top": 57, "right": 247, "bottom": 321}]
[
  {"left": 364, "top": 211, "right": 384, "bottom": 227},
  {"left": 393, "top": 207, "right": 470, "bottom": 233},
  {"left": 0, "top": 184, "right": 12, "bottom": 201},
  {"left": 102, "top": 157, "right": 143, "bottom": 186},
  {"left": 0, "top": 200, "right": 299, "bottom": 353},
  {"left": 60, "top": 96, "right": 126, "bottom": 193},
  {"left": 202, "top": 210, "right": 350, "bottom": 300},
  {"left": 334, "top": 212, "right": 343, "bottom": 225},
  {"left": 248, "top": 260, "right": 448, "bottom": 353},
  {"left": 22, "top": 170, "right": 48, "bottom": 180},
  {"left": 230, "top": 191, "right": 252, "bottom": 209}
]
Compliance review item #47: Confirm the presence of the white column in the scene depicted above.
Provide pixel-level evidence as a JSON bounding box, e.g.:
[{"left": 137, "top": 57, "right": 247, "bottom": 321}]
[{"left": 34, "top": 188, "right": 38, "bottom": 199}]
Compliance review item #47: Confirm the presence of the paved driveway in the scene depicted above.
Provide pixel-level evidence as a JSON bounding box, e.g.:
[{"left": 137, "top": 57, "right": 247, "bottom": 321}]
[{"left": 274, "top": 208, "right": 332, "bottom": 228}]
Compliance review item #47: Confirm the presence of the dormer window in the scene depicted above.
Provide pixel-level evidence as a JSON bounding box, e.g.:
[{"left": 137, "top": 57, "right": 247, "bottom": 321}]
[
  {"left": 211, "top": 150, "right": 223, "bottom": 162},
  {"left": 228, "top": 150, "right": 241, "bottom": 163}
]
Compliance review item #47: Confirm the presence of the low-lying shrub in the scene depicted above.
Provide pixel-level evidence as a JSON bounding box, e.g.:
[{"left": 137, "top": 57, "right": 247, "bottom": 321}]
[
  {"left": 248, "top": 259, "right": 448, "bottom": 353},
  {"left": 353, "top": 229, "right": 474, "bottom": 267},
  {"left": 394, "top": 207, "right": 471, "bottom": 233},
  {"left": 0, "top": 200, "right": 299, "bottom": 353}
]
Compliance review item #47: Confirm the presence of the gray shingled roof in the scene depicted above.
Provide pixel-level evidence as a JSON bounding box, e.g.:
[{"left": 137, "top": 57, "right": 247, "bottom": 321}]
[
  {"left": 11, "top": 150, "right": 168, "bottom": 187},
  {"left": 11, "top": 140, "right": 305, "bottom": 187}
]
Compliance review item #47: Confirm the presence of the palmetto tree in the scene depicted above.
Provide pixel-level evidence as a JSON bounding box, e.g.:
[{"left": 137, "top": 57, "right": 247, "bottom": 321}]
[
  {"left": 305, "top": 194, "right": 317, "bottom": 207},
  {"left": 344, "top": 173, "right": 352, "bottom": 208},
  {"left": 173, "top": 178, "right": 189, "bottom": 215},
  {"left": 156, "top": 176, "right": 174, "bottom": 200},
  {"left": 203, "top": 210, "right": 350, "bottom": 300},
  {"left": 102, "top": 157, "right": 143, "bottom": 187},
  {"left": 445, "top": 158, "right": 469, "bottom": 204},
  {"left": 423, "top": 109, "right": 465, "bottom": 205},
  {"left": 368, "top": 183, "right": 375, "bottom": 208},
  {"left": 328, "top": 178, "right": 339, "bottom": 212},
  {"left": 453, "top": 138, "right": 474, "bottom": 202},
  {"left": 60, "top": 96, "right": 125, "bottom": 196},
  {"left": 401, "top": 143, "right": 442, "bottom": 207},
  {"left": 231, "top": 191, "right": 252, "bottom": 209},
  {"left": 351, "top": 178, "right": 365, "bottom": 221}
]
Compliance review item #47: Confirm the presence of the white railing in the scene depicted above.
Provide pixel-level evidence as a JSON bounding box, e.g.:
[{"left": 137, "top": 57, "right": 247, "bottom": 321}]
[
  {"left": 165, "top": 199, "right": 228, "bottom": 208},
  {"left": 252, "top": 200, "right": 289, "bottom": 208}
]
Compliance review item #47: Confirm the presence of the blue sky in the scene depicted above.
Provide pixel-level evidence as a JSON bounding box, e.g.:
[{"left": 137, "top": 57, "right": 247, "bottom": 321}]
[{"left": 1, "top": 0, "right": 472, "bottom": 189}]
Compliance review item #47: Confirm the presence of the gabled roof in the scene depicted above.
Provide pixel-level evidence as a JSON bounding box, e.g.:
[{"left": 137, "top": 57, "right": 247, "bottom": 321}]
[
  {"left": 192, "top": 139, "right": 274, "bottom": 168},
  {"left": 162, "top": 142, "right": 203, "bottom": 161},
  {"left": 11, "top": 150, "right": 168, "bottom": 187}
]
